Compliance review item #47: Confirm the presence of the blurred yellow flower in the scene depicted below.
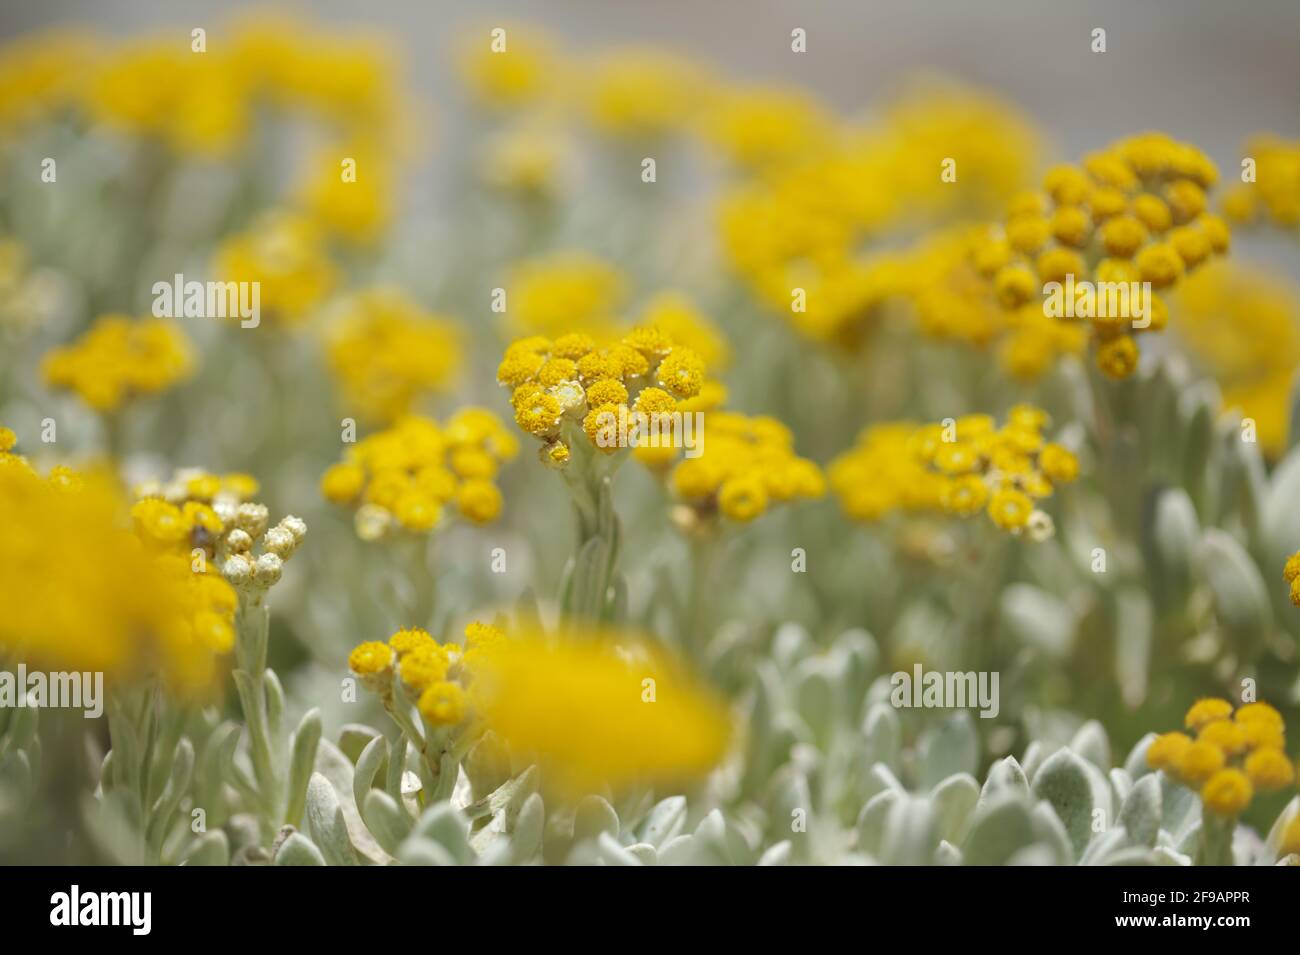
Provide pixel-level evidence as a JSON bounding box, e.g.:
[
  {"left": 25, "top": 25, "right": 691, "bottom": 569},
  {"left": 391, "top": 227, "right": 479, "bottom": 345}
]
[
  {"left": 470, "top": 627, "right": 731, "bottom": 793},
  {"left": 42, "top": 315, "right": 193, "bottom": 413},
  {"left": 216, "top": 211, "right": 337, "bottom": 327},
  {"left": 325, "top": 288, "right": 463, "bottom": 424}
]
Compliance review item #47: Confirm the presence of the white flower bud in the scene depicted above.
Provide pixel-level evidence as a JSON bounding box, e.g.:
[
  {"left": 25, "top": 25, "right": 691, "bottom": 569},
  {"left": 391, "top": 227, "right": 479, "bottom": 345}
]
[
  {"left": 235, "top": 503, "right": 269, "bottom": 538},
  {"left": 253, "top": 553, "right": 283, "bottom": 586},
  {"left": 264, "top": 526, "right": 296, "bottom": 559},
  {"left": 280, "top": 515, "right": 308, "bottom": 544},
  {"left": 226, "top": 528, "right": 253, "bottom": 553},
  {"left": 222, "top": 554, "right": 253, "bottom": 586}
]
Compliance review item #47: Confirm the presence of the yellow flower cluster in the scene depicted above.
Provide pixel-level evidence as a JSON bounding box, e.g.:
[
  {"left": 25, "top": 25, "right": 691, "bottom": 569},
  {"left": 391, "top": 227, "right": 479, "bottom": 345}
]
[
  {"left": 324, "top": 288, "right": 463, "bottom": 424},
  {"left": 717, "top": 85, "right": 1041, "bottom": 346},
  {"left": 498, "top": 326, "right": 712, "bottom": 468},
  {"left": 1176, "top": 263, "right": 1300, "bottom": 458},
  {"left": 215, "top": 211, "right": 337, "bottom": 327},
  {"left": 468, "top": 625, "right": 731, "bottom": 794},
  {"left": 41, "top": 315, "right": 193, "bottom": 413},
  {"left": 977, "top": 132, "right": 1230, "bottom": 379},
  {"left": 131, "top": 467, "right": 305, "bottom": 596},
  {"left": 321, "top": 411, "right": 516, "bottom": 539},
  {"left": 899, "top": 227, "right": 1088, "bottom": 380},
  {"left": 456, "top": 23, "right": 557, "bottom": 111},
  {"left": 347, "top": 624, "right": 478, "bottom": 727},
  {"left": 1283, "top": 550, "right": 1300, "bottom": 607},
  {"left": 1147, "top": 700, "right": 1296, "bottom": 817},
  {"left": 1222, "top": 134, "right": 1300, "bottom": 229},
  {"left": 0, "top": 29, "right": 96, "bottom": 135},
  {"left": 23, "top": 14, "right": 407, "bottom": 158},
  {"left": 659, "top": 412, "right": 824, "bottom": 527},
  {"left": 0, "top": 446, "right": 236, "bottom": 695},
  {"left": 506, "top": 253, "right": 625, "bottom": 339},
  {"left": 829, "top": 405, "right": 1079, "bottom": 539}
]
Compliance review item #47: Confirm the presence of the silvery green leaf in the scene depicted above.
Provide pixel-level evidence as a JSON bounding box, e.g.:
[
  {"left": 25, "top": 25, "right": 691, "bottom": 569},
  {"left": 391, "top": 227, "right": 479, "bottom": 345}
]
[
  {"left": 830, "top": 628, "right": 879, "bottom": 718},
  {"left": 856, "top": 788, "right": 902, "bottom": 858},
  {"left": 284, "top": 707, "right": 321, "bottom": 827},
  {"left": 792, "top": 662, "right": 834, "bottom": 744},
  {"left": 862, "top": 702, "right": 901, "bottom": 773},
  {"left": 1109, "top": 768, "right": 1133, "bottom": 805},
  {"left": 146, "top": 738, "right": 193, "bottom": 849},
  {"left": 879, "top": 795, "right": 938, "bottom": 866},
  {"left": 411, "top": 802, "right": 473, "bottom": 864},
  {"left": 1124, "top": 733, "right": 1156, "bottom": 780},
  {"left": 1199, "top": 529, "right": 1272, "bottom": 652},
  {"left": 1069, "top": 720, "right": 1110, "bottom": 770},
  {"left": 918, "top": 713, "right": 977, "bottom": 789},
  {"left": 930, "top": 773, "right": 979, "bottom": 845},
  {"left": 963, "top": 796, "right": 1036, "bottom": 866},
  {"left": 264, "top": 668, "right": 285, "bottom": 741},
  {"left": 314, "top": 739, "right": 389, "bottom": 864},
  {"left": 1030, "top": 748, "right": 1094, "bottom": 861},
  {"left": 1119, "top": 772, "right": 1162, "bottom": 848},
  {"left": 1146, "top": 488, "right": 1198, "bottom": 608},
  {"left": 1020, "top": 742, "right": 1045, "bottom": 782},
  {"left": 1006, "top": 845, "right": 1059, "bottom": 866},
  {"left": 1114, "top": 589, "right": 1153, "bottom": 708},
  {"left": 1161, "top": 774, "right": 1202, "bottom": 844},
  {"left": 337, "top": 724, "right": 382, "bottom": 765},
  {"left": 625, "top": 842, "right": 658, "bottom": 865},
  {"left": 978, "top": 756, "right": 1029, "bottom": 809},
  {"left": 573, "top": 794, "right": 619, "bottom": 843},
  {"left": 771, "top": 623, "right": 812, "bottom": 670},
  {"left": 640, "top": 795, "right": 687, "bottom": 848},
  {"left": 352, "top": 734, "right": 388, "bottom": 813},
  {"left": 1151, "top": 845, "right": 1192, "bottom": 866},
  {"left": 1264, "top": 441, "right": 1300, "bottom": 572},
  {"left": 1179, "top": 389, "right": 1215, "bottom": 514},
  {"left": 512, "top": 792, "right": 545, "bottom": 863},
  {"left": 476, "top": 840, "right": 514, "bottom": 867},
  {"left": 1030, "top": 802, "right": 1075, "bottom": 865},
  {"left": 864, "top": 762, "right": 905, "bottom": 801},
  {"left": 656, "top": 833, "right": 696, "bottom": 866},
  {"left": 1099, "top": 846, "right": 1158, "bottom": 866},
  {"left": 1000, "top": 583, "right": 1074, "bottom": 658},
  {"left": 1078, "top": 825, "right": 1128, "bottom": 865},
  {"left": 362, "top": 789, "right": 412, "bottom": 855},
  {"left": 274, "top": 832, "right": 325, "bottom": 866},
  {"left": 934, "top": 840, "right": 961, "bottom": 865},
  {"left": 397, "top": 837, "right": 459, "bottom": 866},
  {"left": 595, "top": 831, "right": 641, "bottom": 865},
  {"left": 182, "top": 830, "right": 229, "bottom": 867},
  {"left": 1260, "top": 795, "right": 1299, "bottom": 864},
  {"left": 305, "top": 772, "right": 359, "bottom": 866},
  {"left": 465, "top": 765, "right": 539, "bottom": 824}
]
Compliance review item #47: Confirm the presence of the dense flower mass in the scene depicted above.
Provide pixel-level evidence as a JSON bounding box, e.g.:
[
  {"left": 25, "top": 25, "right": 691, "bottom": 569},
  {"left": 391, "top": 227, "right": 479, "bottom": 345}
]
[
  {"left": 829, "top": 405, "right": 1078, "bottom": 538},
  {"left": 498, "top": 326, "right": 715, "bottom": 468},
  {"left": 324, "top": 288, "right": 463, "bottom": 423},
  {"left": 41, "top": 315, "right": 193, "bottom": 413},
  {"left": 321, "top": 411, "right": 516, "bottom": 538},
  {"left": 975, "top": 133, "right": 1230, "bottom": 378},
  {"left": 1148, "top": 700, "right": 1296, "bottom": 817},
  {"left": 5, "top": 8, "right": 1300, "bottom": 872},
  {"left": 0, "top": 442, "right": 235, "bottom": 694}
]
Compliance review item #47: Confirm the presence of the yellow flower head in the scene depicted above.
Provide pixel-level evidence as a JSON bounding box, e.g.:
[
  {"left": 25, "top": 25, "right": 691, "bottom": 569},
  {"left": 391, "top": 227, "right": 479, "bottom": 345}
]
[
  {"left": 469, "top": 626, "right": 730, "bottom": 793},
  {"left": 42, "top": 315, "right": 193, "bottom": 414},
  {"left": 349, "top": 640, "right": 394, "bottom": 676},
  {"left": 322, "top": 412, "right": 514, "bottom": 539},
  {"left": 1146, "top": 731, "right": 1193, "bottom": 771},
  {"left": 1185, "top": 697, "right": 1234, "bottom": 731},
  {"left": 1174, "top": 740, "right": 1226, "bottom": 785},
  {"left": 325, "top": 288, "right": 462, "bottom": 423},
  {"left": 1243, "top": 748, "right": 1295, "bottom": 791},
  {"left": 1200, "top": 768, "right": 1253, "bottom": 817},
  {"left": 418, "top": 681, "right": 467, "bottom": 726}
]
